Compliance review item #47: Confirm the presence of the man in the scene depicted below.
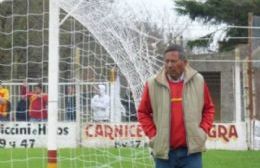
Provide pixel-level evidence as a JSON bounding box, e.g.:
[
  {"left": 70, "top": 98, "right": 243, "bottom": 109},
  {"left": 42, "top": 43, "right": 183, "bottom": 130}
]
[
  {"left": 91, "top": 84, "right": 110, "bottom": 122},
  {"left": 121, "top": 89, "right": 137, "bottom": 122},
  {"left": 16, "top": 95, "right": 29, "bottom": 121},
  {"left": 138, "top": 44, "right": 215, "bottom": 168},
  {"left": 65, "top": 86, "right": 76, "bottom": 121},
  {"left": 22, "top": 83, "right": 48, "bottom": 122},
  {"left": 0, "top": 81, "right": 10, "bottom": 121}
]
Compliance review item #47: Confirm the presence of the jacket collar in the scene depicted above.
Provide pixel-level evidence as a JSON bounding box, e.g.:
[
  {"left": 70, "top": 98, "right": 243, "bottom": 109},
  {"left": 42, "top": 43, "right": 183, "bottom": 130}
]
[
  {"left": 167, "top": 73, "right": 184, "bottom": 83},
  {"left": 155, "top": 64, "right": 198, "bottom": 88}
]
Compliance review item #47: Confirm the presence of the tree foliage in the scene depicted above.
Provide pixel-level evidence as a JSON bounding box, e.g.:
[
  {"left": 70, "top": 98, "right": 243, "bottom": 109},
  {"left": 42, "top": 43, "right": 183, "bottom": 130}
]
[
  {"left": 0, "top": 0, "right": 108, "bottom": 82},
  {"left": 175, "top": 0, "right": 260, "bottom": 51}
]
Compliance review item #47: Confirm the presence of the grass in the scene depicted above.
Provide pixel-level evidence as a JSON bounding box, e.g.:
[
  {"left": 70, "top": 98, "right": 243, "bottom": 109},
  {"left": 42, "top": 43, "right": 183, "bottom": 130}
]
[
  {"left": 0, "top": 148, "right": 259, "bottom": 168},
  {"left": 203, "top": 150, "right": 260, "bottom": 168}
]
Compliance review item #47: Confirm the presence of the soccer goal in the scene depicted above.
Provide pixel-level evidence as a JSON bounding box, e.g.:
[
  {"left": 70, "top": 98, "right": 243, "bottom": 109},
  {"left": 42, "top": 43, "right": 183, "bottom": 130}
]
[{"left": 0, "top": 0, "right": 165, "bottom": 167}]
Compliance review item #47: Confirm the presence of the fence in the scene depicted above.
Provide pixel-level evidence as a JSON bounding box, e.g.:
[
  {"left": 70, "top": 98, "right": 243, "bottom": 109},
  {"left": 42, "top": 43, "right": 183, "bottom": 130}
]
[{"left": 1, "top": 82, "right": 112, "bottom": 122}]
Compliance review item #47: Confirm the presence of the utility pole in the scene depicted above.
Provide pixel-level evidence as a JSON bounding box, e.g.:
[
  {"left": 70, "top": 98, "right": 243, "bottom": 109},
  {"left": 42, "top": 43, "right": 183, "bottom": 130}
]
[
  {"left": 248, "top": 12, "right": 254, "bottom": 150},
  {"left": 248, "top": 12, "right": 254, "bottom": 121},
  {"left": 235, "top": 48, "right": 241, "bottom": 122}
]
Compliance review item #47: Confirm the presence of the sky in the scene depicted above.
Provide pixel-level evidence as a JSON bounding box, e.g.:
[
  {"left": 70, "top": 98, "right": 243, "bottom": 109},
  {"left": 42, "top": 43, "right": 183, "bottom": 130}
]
[
  {"left": 121, "top": 0, "right": 226, "bottom": 51},
  {"left": 0, "top": 0, "right": 224, "bottom": 51},
  {"left": 126, "top": 0, "right": 220, "bottom": 37},
  {"left": 0, "top": 0, "right": 223, "bottom": 41}
]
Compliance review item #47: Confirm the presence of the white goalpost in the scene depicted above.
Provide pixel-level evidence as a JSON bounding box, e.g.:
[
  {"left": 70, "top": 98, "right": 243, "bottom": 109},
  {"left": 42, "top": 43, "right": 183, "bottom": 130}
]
[
  {"left": 47, "top": 0, "right": 59, "bottom": 167},
  {"left": 0, "top": 0, "right": 163, "bottom": 167}
]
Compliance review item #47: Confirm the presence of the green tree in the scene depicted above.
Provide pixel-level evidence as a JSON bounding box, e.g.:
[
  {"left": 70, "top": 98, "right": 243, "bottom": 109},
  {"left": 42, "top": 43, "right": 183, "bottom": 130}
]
[
  {"left": 0, "top": 0, "right": 116, "bottom": 82},
  {"left": 175, "top": 0, "right": 260, "bottom": 51}
]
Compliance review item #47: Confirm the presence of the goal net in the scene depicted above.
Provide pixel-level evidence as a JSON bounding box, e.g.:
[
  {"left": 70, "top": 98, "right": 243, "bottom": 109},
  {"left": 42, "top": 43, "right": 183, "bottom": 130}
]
[{"left": 0, "top": 0, "right": 168, "bottom": 167}]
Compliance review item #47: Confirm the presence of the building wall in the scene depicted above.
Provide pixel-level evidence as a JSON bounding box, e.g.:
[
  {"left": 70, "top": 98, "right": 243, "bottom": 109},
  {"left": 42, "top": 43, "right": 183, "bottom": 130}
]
[
  {"left": 253, "top": 47, "right": 260, "bottom": 121},
  {"left": 188, "top": 45, "right": 248, "bottom": 122},
  {"left": 254, "top": 69, "right": 260, "bottom": 120}
]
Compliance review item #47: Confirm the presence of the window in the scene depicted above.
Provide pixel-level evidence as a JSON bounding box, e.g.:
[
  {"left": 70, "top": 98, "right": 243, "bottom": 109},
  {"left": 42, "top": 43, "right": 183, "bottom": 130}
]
[{"left": 201, "top": 72, "right": 221, "bottom": 122}]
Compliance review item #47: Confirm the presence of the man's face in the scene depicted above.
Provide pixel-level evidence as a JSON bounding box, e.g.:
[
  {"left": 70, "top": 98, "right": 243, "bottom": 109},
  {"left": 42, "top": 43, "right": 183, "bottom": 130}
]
[
  {"left": 34, "top": 86, "right": 42, "bottom": 94},
  {"left": 164, "top": 51, "right": 187, "bottom": 80}
]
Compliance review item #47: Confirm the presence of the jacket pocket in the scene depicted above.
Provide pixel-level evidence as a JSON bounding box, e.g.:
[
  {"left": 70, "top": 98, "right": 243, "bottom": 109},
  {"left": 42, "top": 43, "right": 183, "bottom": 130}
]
[
  {"left": 193, "top": 127, "right": 207, "bottom": 147},
  {"left": 186, "top": 123, "right": 207, "bottom": 153},
  {"left": 149, "top": 135, "right": 157, "bottom": 148},
  {"left": 199, "top": 127, "right": 207, "bottom": 141}
]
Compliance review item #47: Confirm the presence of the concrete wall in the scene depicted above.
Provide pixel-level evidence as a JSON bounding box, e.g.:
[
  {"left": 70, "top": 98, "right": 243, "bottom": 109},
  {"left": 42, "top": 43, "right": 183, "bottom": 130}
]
[
  {"left": 187, "top": 45, "right": 248, "bottom": 122},
  {"left": 253, "top": 47, "right": 260, "bottom": 120}
]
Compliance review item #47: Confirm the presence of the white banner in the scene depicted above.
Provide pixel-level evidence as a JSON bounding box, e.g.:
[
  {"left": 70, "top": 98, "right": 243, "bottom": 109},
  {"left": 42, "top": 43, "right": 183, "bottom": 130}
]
[
  {"left": 0, "top": 122, "right": 76, "bottom": 148},
  {"left": 82, "top": 122, "right": 148, "bottom": 148},
  {"left": 254, "top": 120, "right": 260, "bottom": 150},
  {"left": 82, "top": 122, "right": 248, "bottom": 150},
  {"left": 206, "top": 122, "right": 247, "bottom": 150},
  {"left": 0, "top": 122, "right": 250, "bottom": 150}
]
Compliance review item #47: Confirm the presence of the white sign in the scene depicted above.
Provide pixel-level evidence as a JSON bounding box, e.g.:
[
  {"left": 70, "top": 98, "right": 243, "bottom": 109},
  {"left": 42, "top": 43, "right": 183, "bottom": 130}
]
[
  {"left": 206, "top": 123, "right": 247, "bottom": 150},
  {"left": 82, "top": 122, "right": 248, "bottom": 150},
  {"left": 0, "top": 122, "right": 250, "bottom": 150},
  {"left": 0, "top": 122, "right": 76, "bottom": 148},
  {"left": 254, "top": 120, "right": 260, "bottom": 150},
  {"left": 82, "top": 122, "right": 148, "bottom": 148}
]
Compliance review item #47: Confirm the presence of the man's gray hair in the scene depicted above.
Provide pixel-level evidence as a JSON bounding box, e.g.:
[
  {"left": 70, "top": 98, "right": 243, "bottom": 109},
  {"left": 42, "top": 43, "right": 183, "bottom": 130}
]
[{"left": 164, "top": 44, "right": 186, "bottom": 60}]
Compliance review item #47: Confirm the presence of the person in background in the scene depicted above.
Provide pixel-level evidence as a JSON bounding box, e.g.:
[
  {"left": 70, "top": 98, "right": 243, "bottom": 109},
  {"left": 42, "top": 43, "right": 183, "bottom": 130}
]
[
  {"left": 16, "top": 95, "right": 29, "bottom": 121},
  {"left": 21, "top": 82, "right": 48, "bottom": 122},
  {"left": 121, "top": 89, "right": 137, "bottom": 122},
  {"left": 65, "top": 86, "right": 76, "bottom": 121},
  {"left": 0, "top": 81, "right": 10, "bottom": 121},
  {"left": 138, "top": 44, "right": 215, "bottom": 168},
  {"left": 91, "top": 84, "right": 110, "bottom": 122}
]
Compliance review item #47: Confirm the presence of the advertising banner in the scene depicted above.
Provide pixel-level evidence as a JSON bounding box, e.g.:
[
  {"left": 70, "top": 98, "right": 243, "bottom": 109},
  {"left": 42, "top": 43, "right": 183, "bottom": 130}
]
[
  {"left": 82, "top": 122, "right": 248, "bottom": 150},
  {"left": 0, "top": 122, "right": 76, "bottom": 148}
]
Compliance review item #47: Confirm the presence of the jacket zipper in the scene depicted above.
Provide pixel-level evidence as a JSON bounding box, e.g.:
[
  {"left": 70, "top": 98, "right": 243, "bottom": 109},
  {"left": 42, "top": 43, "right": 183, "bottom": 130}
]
[
  {"left": 164, "top": 84, "right": 171, "bottom": 159},
  {"left": 182, "top": 84, "right": 190, "bottom": 155},
  {"left": 168, "top": 86, "right": 171, "bottom": 157}
]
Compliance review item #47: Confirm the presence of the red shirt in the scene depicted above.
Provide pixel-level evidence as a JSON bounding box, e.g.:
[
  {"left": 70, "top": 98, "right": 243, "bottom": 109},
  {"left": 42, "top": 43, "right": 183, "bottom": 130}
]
[
  {"left": 169, "top": 81, "right": 186, "bottom": 148},
  {"left": 138, "top": 80, "right": 214, "bottom": 149},
  {"left": 28, "top": 94, "right": 48, "bottom": 119},
  {"left": 21, "top": 86, "right": 48, "bottom": 119}
]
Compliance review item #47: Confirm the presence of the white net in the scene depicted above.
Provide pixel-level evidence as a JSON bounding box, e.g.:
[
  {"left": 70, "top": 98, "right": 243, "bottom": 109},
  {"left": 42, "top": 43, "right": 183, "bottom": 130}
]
[
  {"left": 0, "top": 0, "right": 172, "bottom": 167},
  {"left": 56, "top": 1, "right": 163, "bottom": 167},
  {"left": 58, "top": 0, "right": 165, "bottom": 103}
]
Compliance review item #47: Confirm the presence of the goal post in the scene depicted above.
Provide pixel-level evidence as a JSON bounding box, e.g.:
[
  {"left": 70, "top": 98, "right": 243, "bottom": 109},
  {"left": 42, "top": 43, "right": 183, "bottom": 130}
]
[{"left": 47, "top": 0, "right": 59, "bottom": 168}]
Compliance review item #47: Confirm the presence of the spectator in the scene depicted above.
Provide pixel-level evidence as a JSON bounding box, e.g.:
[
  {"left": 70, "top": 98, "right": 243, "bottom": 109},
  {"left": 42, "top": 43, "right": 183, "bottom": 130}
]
[
  {"left": 121, "top": 89, "right": 137, "bottom": 122},
  {"left": 16, "top": 95, "right": 29, "bottom": 121},
  {"left": 65, "top": 86, "right": 76, "bottom": 121},
  {"left": 21, "top": 82, "right": 48, "bottom": 122},
  {"left": 91, "top": 84, "right": 110, "bottom": 122},
  {"left": 0, "top": 81, "right": 10, "bottom": 121}
]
